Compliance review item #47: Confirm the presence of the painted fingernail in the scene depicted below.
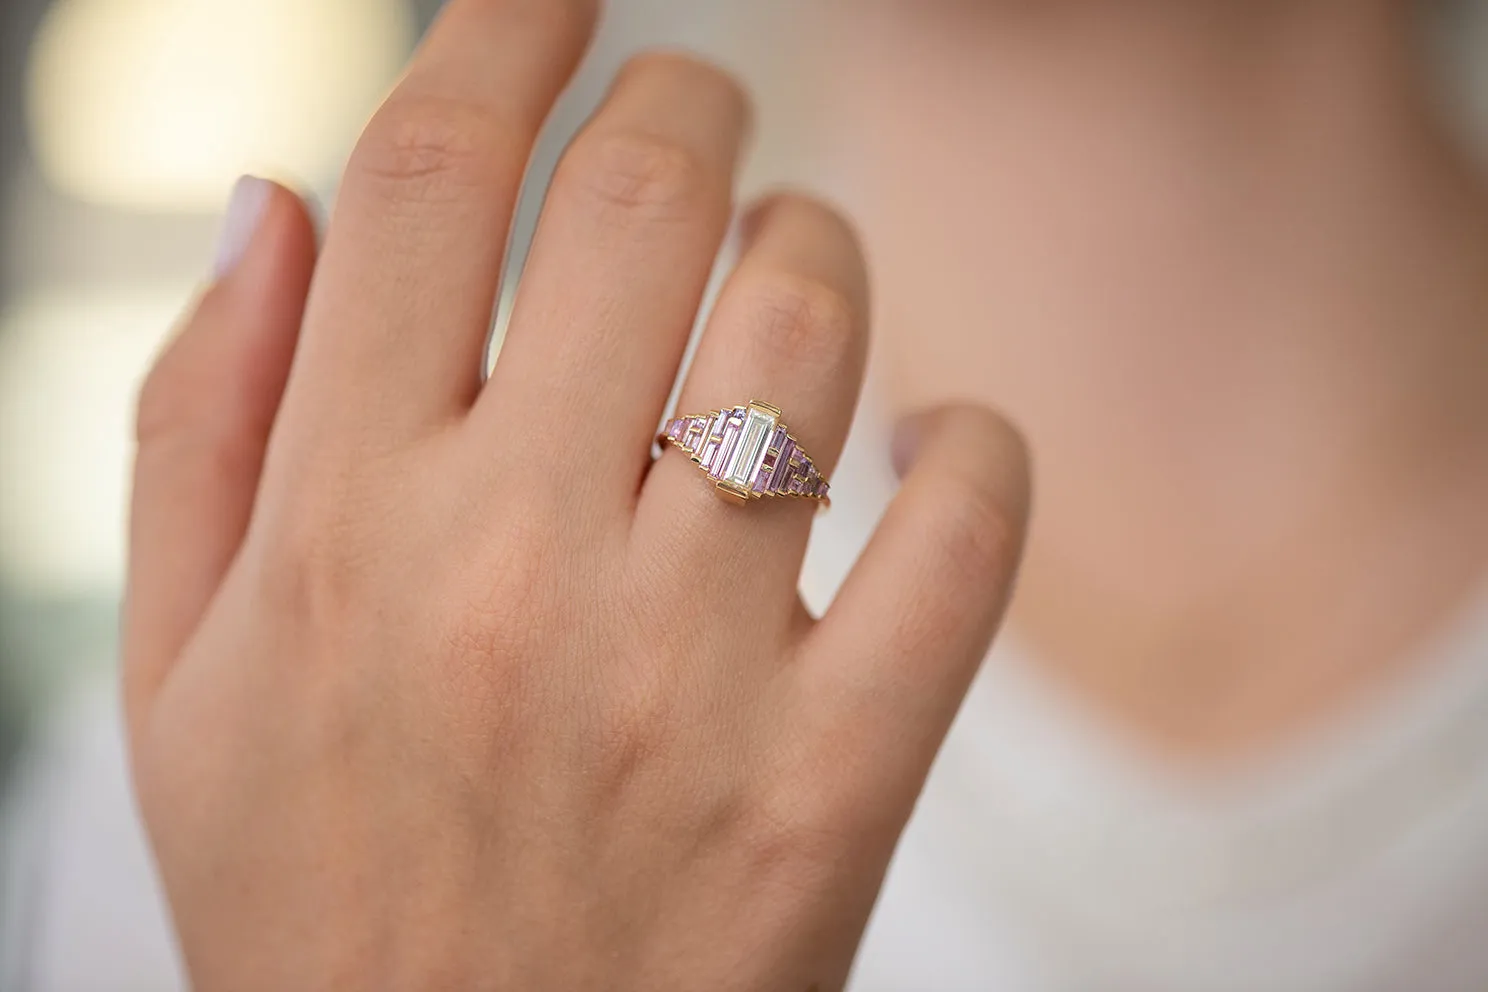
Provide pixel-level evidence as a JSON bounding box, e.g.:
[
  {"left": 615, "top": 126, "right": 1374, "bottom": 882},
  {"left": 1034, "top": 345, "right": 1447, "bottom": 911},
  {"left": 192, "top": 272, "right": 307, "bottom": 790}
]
[
  {"left": 891, "top": 413, "right": 928, "bottom": 479},
  {"left": 213, "top": 176, "right": 273, "bottom": 278}
]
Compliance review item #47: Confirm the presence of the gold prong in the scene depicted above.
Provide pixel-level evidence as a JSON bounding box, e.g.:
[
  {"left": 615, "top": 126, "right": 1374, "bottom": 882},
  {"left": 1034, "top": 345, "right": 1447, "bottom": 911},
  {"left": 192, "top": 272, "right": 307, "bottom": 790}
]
[
  {"left": 715, "top": 482, "right": 750, "bottom": 504},
  {"left": 749, "top": 400, "right": 783, "bottom": 418}
]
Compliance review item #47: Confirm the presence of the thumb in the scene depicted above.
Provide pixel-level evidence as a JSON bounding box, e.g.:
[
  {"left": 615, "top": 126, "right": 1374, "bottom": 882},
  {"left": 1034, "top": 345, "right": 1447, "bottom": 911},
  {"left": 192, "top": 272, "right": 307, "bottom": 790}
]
[{"left": 122, "top": 177, "right": 317, "bottom": 733}]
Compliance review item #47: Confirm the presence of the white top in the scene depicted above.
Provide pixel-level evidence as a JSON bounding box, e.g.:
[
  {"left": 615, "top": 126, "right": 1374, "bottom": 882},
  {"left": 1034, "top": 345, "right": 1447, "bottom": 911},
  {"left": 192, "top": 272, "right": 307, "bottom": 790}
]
[
  {"left": 820, "top": 407, "right": 1488, "bottom": 992},
  {"left": 7, "top": 407, "right": 1488, "bottom": 991}
]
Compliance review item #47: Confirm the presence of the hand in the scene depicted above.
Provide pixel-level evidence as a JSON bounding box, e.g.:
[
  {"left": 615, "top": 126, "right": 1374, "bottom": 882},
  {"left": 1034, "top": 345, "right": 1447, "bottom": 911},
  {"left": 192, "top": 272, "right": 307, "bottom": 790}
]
[{"left": 124, "top": 2, "right": 1030, "bottom": 988}]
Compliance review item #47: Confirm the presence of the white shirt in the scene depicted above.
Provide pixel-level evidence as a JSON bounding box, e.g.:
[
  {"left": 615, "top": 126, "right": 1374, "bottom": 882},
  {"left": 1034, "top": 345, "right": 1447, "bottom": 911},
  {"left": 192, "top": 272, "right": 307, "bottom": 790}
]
[{"left": 818, "top": 408, "right": 1488, "bottom": 992}]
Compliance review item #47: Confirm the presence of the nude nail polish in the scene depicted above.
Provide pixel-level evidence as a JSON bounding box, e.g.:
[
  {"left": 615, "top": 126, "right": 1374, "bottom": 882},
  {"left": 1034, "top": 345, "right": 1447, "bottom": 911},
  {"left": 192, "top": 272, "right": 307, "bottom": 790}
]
[{"left": 213, "top": 176, "right": 272, "bottom": 278}]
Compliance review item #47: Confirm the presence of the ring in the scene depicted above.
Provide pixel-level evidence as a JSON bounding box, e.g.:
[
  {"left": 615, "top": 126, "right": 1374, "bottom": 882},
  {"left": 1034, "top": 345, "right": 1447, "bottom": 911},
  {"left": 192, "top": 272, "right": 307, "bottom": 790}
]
[{"left": 660, "top": 400, "right": 830, "bottom": 506}]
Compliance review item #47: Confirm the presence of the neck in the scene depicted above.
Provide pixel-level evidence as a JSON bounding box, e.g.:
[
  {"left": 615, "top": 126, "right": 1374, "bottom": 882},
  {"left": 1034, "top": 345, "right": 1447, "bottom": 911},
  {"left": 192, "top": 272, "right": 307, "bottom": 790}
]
[{"left": 816, "top": 1, "right": 1488, "bottom": 760}]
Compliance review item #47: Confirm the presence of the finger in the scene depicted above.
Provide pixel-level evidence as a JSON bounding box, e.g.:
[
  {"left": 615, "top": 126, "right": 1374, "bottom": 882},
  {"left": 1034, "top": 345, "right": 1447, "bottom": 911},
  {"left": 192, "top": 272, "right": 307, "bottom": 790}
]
[
  {"left": 797, "top": 405, "right": 1031, "bottom": 800},
  {"left": 475, "top": 52, "right": 748, "bottom": 496},
  {"left": 281, "top": 0, "right": 597, "bottom": 444},
  {"left": 635, "top": 193, "right": 869, "bottom": 588},
  {"left": 124, "top": 179, "right": 317, "bottom": 732}
]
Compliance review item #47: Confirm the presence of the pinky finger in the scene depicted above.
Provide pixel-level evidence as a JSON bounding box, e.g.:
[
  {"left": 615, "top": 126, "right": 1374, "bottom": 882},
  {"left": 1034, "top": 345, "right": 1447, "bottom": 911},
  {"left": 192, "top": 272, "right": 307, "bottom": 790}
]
[{"left": 796, "top": 404, "right": 1031, "bottom": 800}]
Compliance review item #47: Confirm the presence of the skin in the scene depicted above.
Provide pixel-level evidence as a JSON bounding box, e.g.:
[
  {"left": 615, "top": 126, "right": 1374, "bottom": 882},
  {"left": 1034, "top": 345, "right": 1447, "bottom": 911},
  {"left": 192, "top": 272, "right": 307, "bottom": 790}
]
[{"left": 124, "top": 2, "right": 1028, "bottom": 989}]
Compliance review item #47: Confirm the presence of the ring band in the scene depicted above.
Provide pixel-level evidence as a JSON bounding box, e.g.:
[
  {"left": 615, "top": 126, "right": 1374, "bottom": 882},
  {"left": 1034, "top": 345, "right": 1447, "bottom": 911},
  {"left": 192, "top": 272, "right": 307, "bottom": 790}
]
[{"left": 660, "top": 400, "right": 830, "bottom": 506}]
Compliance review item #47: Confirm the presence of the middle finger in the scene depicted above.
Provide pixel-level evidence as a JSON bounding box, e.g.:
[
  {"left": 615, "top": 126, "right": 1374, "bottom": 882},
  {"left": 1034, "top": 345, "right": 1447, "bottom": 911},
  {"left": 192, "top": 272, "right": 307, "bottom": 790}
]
[
  {"left": 472, "top": 53, "right": 749, "bottom": 500},
  {"left": 282, "top": 0, "right": 597, "bottom": 445}
]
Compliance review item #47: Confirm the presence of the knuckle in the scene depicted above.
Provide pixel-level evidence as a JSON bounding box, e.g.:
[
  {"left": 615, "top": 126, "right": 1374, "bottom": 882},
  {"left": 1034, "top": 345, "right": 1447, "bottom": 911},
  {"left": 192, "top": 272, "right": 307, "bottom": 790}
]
[
  {"left": 558, "top": 128, "right": 712, "bottom": 220},
  {"left": 350, "top": 93, "right": 522, "bottom": 201},
  {"left": 741, "top": 272, "right": 861, "bottom": 373}
]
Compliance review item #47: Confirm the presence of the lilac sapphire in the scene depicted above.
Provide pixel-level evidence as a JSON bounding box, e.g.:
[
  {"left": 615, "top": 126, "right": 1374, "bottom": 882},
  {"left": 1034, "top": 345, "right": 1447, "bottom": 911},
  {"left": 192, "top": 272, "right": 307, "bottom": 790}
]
[
  {"left": 769, "top": 437, "right": 797, "bottom": 493},
  {"left": 696, "top": 415, "right": 721, "bottom": 465},
  {"left": 709, "top": 408, "right": 745, "bottom": 479}
]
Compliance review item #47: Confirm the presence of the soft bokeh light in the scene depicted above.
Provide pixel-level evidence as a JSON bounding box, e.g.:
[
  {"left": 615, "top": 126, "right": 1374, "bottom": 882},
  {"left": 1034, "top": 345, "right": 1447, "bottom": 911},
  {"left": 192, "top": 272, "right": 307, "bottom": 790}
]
[
  {"left": 0, "top": 286, "right": 190, "bottom": 596},
  {"left": 25, "top": 0, "right": 414, "bottom": 211}
]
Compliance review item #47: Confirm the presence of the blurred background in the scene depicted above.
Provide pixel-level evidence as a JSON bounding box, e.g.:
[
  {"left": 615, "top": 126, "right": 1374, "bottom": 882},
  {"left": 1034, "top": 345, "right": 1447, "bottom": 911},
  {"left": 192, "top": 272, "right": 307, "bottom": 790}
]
[
  {"left": 2, "top": 1, "right": 1488, "bottom": 988},
  {"left": 0, "top": 0, "right": 412, "bottom": 781},
  {"left": 0, "top": 2, "right": 421, "bottom": 978}
]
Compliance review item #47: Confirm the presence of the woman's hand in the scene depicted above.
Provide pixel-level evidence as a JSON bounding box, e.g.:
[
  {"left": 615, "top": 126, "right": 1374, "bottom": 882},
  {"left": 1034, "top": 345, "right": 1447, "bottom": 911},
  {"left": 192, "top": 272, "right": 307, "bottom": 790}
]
[{"left": 123, "top": 2, "right": 1029, "bottom": 988}]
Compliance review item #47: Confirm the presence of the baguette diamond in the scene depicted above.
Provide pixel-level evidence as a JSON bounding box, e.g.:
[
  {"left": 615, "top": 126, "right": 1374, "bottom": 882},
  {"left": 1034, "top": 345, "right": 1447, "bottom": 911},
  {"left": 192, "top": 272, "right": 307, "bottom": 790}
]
[{"left": 725, "top": 407, "right": 775, "bottom": 488}]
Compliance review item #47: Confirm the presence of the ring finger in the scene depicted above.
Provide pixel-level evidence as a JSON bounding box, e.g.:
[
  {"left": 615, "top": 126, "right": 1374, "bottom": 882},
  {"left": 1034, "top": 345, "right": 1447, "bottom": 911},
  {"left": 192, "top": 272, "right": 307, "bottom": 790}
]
[{"left": 637, "top": 194, "right": 870, "bottom": 589}]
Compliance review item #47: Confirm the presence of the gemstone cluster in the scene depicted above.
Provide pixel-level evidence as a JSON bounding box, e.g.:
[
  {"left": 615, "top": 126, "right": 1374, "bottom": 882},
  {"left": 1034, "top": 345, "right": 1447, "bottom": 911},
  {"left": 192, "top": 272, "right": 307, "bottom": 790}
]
[{"left": 662, "top": 401, "right": 829, "bottom": 503}]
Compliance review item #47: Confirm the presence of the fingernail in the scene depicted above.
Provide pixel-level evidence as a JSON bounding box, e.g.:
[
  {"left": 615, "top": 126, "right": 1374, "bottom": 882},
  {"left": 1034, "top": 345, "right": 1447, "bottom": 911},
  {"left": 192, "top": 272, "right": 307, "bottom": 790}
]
[
  {"left": 891, "top": 413, "right": 928, "bottom": 479},
  {"left": 213, "top": 176, "right": 273, "bottom": 278}
]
